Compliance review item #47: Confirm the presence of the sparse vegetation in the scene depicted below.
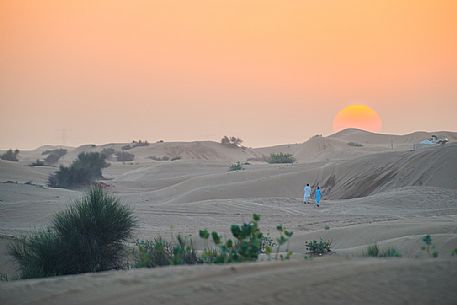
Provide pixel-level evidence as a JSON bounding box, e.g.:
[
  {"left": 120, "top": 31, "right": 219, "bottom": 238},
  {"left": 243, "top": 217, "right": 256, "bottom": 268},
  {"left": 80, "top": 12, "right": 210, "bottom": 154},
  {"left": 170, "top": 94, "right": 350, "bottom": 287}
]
[
  {"left": 197, "top": 214, "right": 293, "bottom": 264},
  {"left": 116, "top": 151, "right": 135, "bottom": 162},
  {"left": 42, "top": 149, "right": 67, "bottom": 165},
  {"left": 305, "top": 239, "right": 332, "bottom": 256},
  {"left": 274, "top": 224, "right": 294, "bottom": 260},
  {"left": 170, "top": 156, "right": 181, "bottom": 161},
  {"left": 363, "top": 244, "right": 401, "bottom": 257},
  {"left": 134, "top": 235, "right": 200, "bottom": 268},
  {"left": 452, "top": 248, "right": 457, "bottom": 256},
  {"left": 347, "top": 142, "right": 363, "bottom": 147},
  {"left": 48, "top": 152, "right": 109, "bottom": 188},
  {"left": 31, "top": 159, "right": 45, "bottom": 166},
  {"left": 379, "top": 247, "right": 401, "bottom": 257},
  {"left": 228, "top": 161, "right": 244, "bottom": 171},
  {"left": 9, "top": 188, "right": 136, "bottom": 279},
  {"left": 1, "top": 149, "right": 19, "bottom": 161},
  {"left": 365, "top": 244, "right": 380, "bottom": 257},
  {"left": 221, "top": 136, "right": 243, "bottom": 147},
  {"left": 267, "top": 152, "right": 296, "bottom": 164},
  {"left": 324, "top": 225, "right": 330, "bottom": 230},
  {"left": 122, "top": 140, "right": 149, "bottom": 151}
]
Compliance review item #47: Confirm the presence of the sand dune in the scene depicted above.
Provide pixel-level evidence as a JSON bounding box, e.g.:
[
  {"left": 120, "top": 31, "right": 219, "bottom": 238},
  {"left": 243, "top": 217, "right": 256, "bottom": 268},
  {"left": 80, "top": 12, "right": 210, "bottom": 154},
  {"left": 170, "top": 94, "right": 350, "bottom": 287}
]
[
  {"left": 1, "top": 258, "right": 456, "bottom": 305},
  {"left": 1, "top": 130, "right": 457, "bottom": 304},
  {"left": 329, "top": 128, "right": 457, "bottom": 145}
]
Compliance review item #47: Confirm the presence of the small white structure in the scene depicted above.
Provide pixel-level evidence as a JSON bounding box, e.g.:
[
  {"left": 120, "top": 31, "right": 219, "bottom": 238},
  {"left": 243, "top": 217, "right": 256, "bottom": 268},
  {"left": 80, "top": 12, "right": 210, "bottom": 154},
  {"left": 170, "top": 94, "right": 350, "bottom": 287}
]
[{"left": 414, "top": 135, "right": 449, "bottom": 150}]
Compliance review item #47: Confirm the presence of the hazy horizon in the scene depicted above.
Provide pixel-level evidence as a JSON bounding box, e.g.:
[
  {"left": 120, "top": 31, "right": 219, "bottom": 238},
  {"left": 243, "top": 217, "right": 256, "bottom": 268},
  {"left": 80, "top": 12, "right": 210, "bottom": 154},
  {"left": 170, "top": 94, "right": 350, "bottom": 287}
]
[{"left": 1, "top": 0, "right": 456, "bottom": 149}]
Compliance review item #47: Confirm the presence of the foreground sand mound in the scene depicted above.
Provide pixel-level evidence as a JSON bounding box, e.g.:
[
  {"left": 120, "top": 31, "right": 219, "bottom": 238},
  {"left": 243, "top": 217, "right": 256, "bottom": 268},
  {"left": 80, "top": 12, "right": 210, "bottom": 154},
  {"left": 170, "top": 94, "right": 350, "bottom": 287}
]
[{"left": 1, "top": 258, "right": 456, "bottom": 305}]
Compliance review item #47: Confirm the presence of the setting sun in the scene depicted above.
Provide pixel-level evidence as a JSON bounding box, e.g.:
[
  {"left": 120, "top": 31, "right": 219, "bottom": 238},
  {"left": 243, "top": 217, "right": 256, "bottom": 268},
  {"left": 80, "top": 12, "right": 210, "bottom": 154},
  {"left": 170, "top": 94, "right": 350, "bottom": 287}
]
[{"left": 332, "top": 104, "right": 382, "bottom": 133}]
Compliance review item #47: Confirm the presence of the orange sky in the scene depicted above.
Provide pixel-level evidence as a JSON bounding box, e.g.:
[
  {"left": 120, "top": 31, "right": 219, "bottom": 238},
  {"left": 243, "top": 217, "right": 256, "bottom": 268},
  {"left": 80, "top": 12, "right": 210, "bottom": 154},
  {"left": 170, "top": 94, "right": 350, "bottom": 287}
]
[{"left": 1, "top": 0, "right": 456, "bottom": 149}]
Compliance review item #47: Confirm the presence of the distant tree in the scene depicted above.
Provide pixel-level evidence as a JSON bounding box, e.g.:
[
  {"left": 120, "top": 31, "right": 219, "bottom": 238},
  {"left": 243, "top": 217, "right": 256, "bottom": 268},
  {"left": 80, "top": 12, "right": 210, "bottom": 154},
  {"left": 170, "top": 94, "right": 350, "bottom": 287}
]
[
  {"left": 1, "top": 149, "right": 19, "bottom": 161},
  {"left": 220, "top": 136, "right": 243, "bottom": 147}
]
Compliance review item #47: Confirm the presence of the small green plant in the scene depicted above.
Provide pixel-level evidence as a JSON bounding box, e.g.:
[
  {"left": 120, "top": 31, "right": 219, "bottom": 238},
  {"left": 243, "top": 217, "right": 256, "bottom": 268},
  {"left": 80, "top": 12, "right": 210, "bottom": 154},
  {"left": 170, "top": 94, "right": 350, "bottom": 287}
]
[
  {"left": 275, "top": 224, "right": 294, "bottom": 260},
  {"left": 1, "top": 149, "right": 19, "bottom": 161},
  {"left": 267, "top": 152, "right": 295, "bottom": 164},
  {"left": 305, "top": 239, "right": 332, "bottom": 256},
  {"left": 324, "top": 225, "right": 330, "bottom": 230},
  {"left": 228, "top": 161, "right": 244, "bottom": 171},
  {"left": 452, "top": 248, "right": 457, "bottom": 256},
  {"left": 421, "top": 234, "right": 438, "bottom": 258}
]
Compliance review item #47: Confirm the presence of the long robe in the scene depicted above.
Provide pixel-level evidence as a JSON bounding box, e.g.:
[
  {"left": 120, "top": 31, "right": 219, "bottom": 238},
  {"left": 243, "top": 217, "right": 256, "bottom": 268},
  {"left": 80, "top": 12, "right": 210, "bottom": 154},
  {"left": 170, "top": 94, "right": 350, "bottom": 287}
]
[
  {"left": 304, "top": 186, "right": 311, "bottom": 200},
  {"left": 315, "top": 189, "right": 321, "bottom": 204}
]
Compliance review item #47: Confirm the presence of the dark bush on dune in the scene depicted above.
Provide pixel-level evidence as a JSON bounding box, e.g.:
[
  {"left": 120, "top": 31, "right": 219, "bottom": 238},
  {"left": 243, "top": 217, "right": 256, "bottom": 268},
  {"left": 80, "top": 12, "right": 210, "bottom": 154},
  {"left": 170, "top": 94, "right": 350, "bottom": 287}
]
[
  {"left": 48, "top": 152, "right": 109, "bottom": 188},
  {"left": 221, "top": 136, "right": 243, "bottom": 147},
  {"left": 9, "top": 188, "right": 136, "bottom": 279},
  {"left": 31, "top": 159, "right": 45, "bottom": 166},
  {"left": 100, "top": 148, "right": 116, "bottom": 159},
  {"left": 42, "top": 149, "right": 67, "bottom": 165},
  {"left": 1, "top": 149, "right": 19, "bottom": 161},
  {"left": 116, "top": 151, "right": 135, "bottom": 162}
]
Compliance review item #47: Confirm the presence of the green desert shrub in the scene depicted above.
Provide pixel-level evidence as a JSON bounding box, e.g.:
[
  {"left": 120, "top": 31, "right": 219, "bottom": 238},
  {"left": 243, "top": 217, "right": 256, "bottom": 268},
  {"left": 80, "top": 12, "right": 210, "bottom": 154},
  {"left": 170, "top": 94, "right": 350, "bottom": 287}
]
[
  {"left": 452, "top": 248, "right": 457, "bottom": 256},
  {"left": 42, "top": 149, "right": 67, "bottom": 165},
  {"left": 198, "top": 214, "right": 293, "bottom": 263},
  {"left": 379, "top": 247, "right": 401, "bottom": 257},
  {"left": 268, "top": 152, "right": 296, "bottom": 164},
  {"left": 1, "top": 149, "right": 19, "bottom": 161},
  {"left": 134, "top": 235, "right": 200, "bottom": 268},
  {"left": 116, "top": 151, "right": 135, "bottom": 162},
  {"left": 9, "top": 188, "right": 136, "bottom": 279},
  {"left": 365, "top": 244, "right": 380, "bottom": 257},
  {"left": 228, "top": 161, "right": 244, "bottom": 171},
  {"left": 31, "top": 159, "right": 45, "bottom": 166},
  {"left": 305, "top": 239, "right": 332, "bottom": 255},
  {"left": 48, "top": 152, "right": 109, "bottom": 188}
]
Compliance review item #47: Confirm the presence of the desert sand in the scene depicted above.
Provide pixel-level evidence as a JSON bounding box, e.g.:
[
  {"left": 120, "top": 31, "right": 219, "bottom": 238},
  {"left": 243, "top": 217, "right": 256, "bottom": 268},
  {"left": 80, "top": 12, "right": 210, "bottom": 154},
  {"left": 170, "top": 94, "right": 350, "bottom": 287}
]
[{"left": 1, "top": 129, "right": 457, "bottom": 304}]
